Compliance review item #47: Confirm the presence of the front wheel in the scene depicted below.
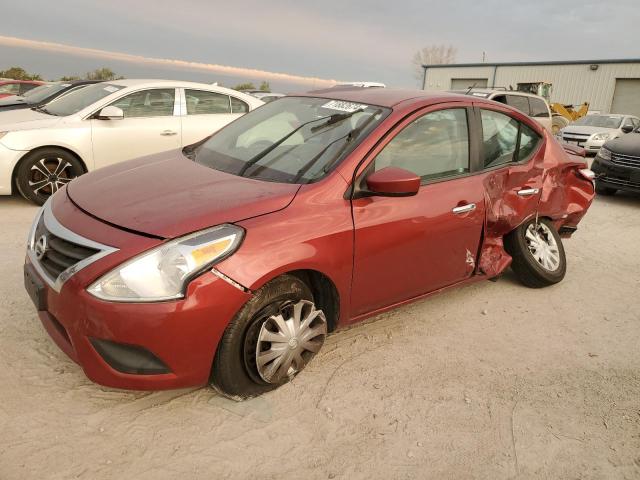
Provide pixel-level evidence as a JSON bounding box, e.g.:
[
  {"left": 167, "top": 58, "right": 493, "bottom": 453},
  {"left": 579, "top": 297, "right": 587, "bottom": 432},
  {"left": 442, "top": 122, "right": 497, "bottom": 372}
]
[
  {"left": 211, "top": 274, "right": 327, "bottom": 399},
  {"left": 504, "top": 218, "right": 566, "bottom": 288},
  {"left": 15, "top": 148, "right": 85, "bottom": 205}
]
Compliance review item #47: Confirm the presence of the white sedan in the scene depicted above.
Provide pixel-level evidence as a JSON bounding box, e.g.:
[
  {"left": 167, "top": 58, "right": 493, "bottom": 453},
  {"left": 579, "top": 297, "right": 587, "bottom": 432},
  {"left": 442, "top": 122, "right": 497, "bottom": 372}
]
[{"left": 0, "top": 79, "right": 263, "bottom": 204}]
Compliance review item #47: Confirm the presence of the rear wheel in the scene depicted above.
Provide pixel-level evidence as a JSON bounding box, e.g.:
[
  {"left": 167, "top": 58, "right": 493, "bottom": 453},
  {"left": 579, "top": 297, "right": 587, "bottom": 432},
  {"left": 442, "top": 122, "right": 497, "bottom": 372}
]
[
  {"left": 211, "top": 274, "right": 327, "bottom": 399},
  {"left": 595, "top": 182, "right": 617, "bottom": 196},
  {"left": 504, "top": 218, "right": 566, "bottom": 288},
  {"left": 15, "top": 148, "right": 84, "bottom": 205}
]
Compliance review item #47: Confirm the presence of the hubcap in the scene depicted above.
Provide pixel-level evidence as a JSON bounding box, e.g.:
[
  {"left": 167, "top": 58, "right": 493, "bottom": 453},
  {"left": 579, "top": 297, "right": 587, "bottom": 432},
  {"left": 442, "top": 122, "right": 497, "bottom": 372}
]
[
  {"left": 255, "top": 300, "right": 327, "bottom": 384},
  {"left": 525, "top": 222, "right": 561, "bottom": 272},
  {"left": 29, "top": 157, "right": 75, "bottom": 196}
]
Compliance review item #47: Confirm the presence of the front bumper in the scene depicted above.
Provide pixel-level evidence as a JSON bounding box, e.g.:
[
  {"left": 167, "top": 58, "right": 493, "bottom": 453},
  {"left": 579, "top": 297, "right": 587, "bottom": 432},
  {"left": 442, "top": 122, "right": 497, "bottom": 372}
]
[
  {"left": 0, "top": 141, "right": 28, "bottom": 195},
  {"left": 591, "top": 155, "right": 640, "bottom": 193},
  {"left": 25, "top": 191, "right": 252, "bottom": 390}
]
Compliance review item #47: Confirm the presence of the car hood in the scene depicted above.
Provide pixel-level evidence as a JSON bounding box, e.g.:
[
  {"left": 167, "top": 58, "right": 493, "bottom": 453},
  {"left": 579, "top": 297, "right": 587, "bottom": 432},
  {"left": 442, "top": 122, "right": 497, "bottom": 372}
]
[
  {"left": 603, "top": 132, "right": 640, "bottom": 156},
  {"left": 562, "top": 125, "right": 619, "bottom": 136},
  {"left": 66, "top": 151, "right": 301, "bottom": 239},
  {"left": 0, "top": 108, "right": 63, "bottom": 129}
]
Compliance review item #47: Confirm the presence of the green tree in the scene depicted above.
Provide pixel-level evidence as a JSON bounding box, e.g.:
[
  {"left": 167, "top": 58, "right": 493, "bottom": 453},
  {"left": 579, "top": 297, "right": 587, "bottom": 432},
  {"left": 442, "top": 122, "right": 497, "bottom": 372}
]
[
  {"left": 233, "top": 82, "right": 256, "bottom": 91},
  {"left": 259, "top": 81, "right": 270, "bottom": 92},
  {"left": 0, "top": 66, "right": 43, "bottom": 80},
  {"left": 85, "top": 68, "right": 123, "bottom": 81}
]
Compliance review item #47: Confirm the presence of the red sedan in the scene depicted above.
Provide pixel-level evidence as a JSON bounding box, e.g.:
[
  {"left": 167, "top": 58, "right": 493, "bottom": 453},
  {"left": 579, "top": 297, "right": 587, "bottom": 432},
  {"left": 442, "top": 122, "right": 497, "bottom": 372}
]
[
  {"left": 24, "top": 88, "right": 594, "bottom": 398},
  {"left": 0, "top": 79, "right": 45, "bottom": 98}
]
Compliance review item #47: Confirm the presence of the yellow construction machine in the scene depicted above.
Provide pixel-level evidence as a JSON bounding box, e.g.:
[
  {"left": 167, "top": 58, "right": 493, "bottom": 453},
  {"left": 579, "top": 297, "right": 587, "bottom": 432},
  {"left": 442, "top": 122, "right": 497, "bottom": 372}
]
[{"left": 516, "top": 82, "right": 590, "bottom": 133}]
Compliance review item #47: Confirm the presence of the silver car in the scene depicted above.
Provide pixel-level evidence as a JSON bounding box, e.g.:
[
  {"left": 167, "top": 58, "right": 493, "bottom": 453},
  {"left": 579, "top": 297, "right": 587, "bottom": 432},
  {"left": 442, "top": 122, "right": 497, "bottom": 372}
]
[{"left": 559, "top": 114, "right": 640, "bottom": 154}]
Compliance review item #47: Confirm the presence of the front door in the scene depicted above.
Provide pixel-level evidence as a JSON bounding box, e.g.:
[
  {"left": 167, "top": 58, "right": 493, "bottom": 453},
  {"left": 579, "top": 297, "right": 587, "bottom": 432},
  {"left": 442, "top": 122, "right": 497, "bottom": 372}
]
[
  {"left": 90, "top": 88, "right": 181, "bottom": 169},
  {"left": 351, "top": 105, "right": 485, "bottom": 316}
]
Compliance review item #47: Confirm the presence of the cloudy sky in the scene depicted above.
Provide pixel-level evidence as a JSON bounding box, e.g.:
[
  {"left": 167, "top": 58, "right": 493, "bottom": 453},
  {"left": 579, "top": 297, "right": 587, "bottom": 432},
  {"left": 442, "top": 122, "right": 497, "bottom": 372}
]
[{"left": 1, "top": 0, "right": 638, "bottom": 90}]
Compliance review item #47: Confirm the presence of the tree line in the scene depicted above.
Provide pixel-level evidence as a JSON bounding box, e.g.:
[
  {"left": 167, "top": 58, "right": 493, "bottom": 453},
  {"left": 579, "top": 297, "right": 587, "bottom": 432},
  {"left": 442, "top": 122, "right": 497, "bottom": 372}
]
[{"left": 1, "top": 66, "right": 273, "bottom": 92}]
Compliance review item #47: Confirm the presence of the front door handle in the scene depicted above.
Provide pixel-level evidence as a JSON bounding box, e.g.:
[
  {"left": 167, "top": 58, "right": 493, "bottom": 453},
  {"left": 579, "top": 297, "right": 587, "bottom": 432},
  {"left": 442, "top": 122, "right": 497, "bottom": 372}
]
[
  {"left": 160, "top": 130, "right": 178, "bottom": 136},
  {"left": 452, "top": 203, "right": 476, "bottom": 214},
  {"left": 517, "top": 187, "right": 540, "bottom": 197}
]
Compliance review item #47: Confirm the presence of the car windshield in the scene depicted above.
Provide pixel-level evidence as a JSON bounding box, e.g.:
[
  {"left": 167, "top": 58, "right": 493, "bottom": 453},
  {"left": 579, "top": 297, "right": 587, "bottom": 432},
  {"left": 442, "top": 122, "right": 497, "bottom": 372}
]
[
  {"left": 193, "top": 96, "right": 390, "bottom": 184},
  {"left": 22, "top": 83, "right": 70, "bottom": 104},
  {"left": 574, "top": 115, "right": 623, "bottom": 129},
  {"left": 44, "top": 83, "right": 124, "bottom": 116}
]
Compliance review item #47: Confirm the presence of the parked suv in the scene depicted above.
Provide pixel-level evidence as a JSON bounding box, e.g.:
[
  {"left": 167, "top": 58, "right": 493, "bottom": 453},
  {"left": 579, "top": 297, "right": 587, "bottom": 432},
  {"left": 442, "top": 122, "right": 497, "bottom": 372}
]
[
  {"left": 591, "top": 126, "right": 640, "bottom": 195},
  {"left": 455, "top": 88, "right": 552, "bottom": 132}
]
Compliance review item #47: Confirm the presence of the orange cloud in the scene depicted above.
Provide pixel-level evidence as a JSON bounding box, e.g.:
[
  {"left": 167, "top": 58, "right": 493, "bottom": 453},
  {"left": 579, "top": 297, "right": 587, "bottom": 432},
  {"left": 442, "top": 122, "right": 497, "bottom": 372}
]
[{"left": 0, "top": 35, "right": 338, "bottom": 87}]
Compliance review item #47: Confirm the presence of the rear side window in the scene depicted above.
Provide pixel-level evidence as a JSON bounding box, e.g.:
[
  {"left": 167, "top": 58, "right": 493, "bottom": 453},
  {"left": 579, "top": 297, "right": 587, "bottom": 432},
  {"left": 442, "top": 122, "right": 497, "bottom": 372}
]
[
  {"left": 375, "top": 108, "right": 470, "bottom": 181},
  {"left": 185, "top": 89, "right": 231, "bottom": 114},
  {"left": 481, "top": 110, "right": 541, "bottom": 168},
  {"left": 230, "top": 97, "right": 249, "bottom": 113},
  {"left": 529, "top": 97, "right": 550, "bottom": 118},
  {"left": 518, "top": 124, "right": 541, "bottom": 161},
  {"left": 20, "top": 83, "right": 39, "bottom": 95},
  {"left": 505, "top": 95, "right": 530, "bottom": 115}
]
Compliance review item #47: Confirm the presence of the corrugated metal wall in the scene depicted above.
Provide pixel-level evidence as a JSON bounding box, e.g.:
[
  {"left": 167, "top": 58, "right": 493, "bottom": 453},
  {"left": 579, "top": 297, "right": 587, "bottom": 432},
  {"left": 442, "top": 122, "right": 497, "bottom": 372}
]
[{"left": 423, "top": 63, "right": 640, "bottom": 113}]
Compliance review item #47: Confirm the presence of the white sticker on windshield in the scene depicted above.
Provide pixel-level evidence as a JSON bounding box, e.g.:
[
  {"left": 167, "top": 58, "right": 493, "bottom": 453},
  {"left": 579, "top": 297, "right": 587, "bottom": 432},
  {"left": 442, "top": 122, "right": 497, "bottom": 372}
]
[
  {"left": 103, "top": 86, "right": 119, "bottom": 93},
  {"left": 321, "top": 100, "right": 367, "bottom": 113}
]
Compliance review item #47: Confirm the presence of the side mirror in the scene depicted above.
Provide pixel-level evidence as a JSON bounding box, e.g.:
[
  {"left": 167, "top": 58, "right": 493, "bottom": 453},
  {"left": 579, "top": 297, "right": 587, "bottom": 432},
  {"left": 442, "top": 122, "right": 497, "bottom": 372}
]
[
  {"left": 365, "top": 167, "right": 420, "bottom": 197},
  {"left": 621, "top": 124, "right": 634, "bottom": 134},
  {"left": 96, "top": 106, "right": 124, "bottom": 120}
]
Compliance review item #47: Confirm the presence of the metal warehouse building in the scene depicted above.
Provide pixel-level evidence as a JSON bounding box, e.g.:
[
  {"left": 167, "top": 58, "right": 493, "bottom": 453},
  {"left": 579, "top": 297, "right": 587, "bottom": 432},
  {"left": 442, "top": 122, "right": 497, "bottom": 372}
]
[{"left": 421, "top": 59, "right": 640, "bottom": 116}]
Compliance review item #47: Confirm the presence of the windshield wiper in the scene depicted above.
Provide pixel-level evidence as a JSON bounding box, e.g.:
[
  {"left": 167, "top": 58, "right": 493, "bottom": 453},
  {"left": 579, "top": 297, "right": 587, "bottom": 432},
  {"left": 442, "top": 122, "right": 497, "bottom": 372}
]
[
  {"left": 31, "top": 105, "right": 56, "bottom": 116},
  {"left": 238, "top": 109, "right": 366, "bottom": 177},
  {"left": 292, "top": 109, "right": 382, "bottom": 183}
]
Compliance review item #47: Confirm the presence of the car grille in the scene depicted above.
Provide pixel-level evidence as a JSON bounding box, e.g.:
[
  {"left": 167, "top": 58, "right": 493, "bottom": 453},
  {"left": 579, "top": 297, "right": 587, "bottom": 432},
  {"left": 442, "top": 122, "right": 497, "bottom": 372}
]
[
  {"left": 610, "top": 152, "right": 640, "bottom": 169},
  {"left": 32, "top": 215, "right": 100, "bottom": 281},
  {"left": 562, "top": 132, "right": 590, "bottom": 145},
  {"left": 603, "top": 177, "right": 640, "bottom": 189}
]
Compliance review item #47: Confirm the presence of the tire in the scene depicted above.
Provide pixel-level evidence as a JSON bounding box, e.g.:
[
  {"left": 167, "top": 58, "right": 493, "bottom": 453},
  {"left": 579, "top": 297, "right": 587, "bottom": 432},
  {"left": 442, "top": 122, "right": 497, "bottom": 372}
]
[
  {"left": 504, "top": 218, "right": 566, "bottom": 288},
  {"left": 552, "top": 115, "right": 569, "bottom": 135},
  {"left": 15, "top": 148, "right": 85, "bottom": 205},
  {"left": 211, "top": 274, "right": 327, "bottom": 399},
  {"left": 595, "top": 182, "right": 617, "bottom": 196}
]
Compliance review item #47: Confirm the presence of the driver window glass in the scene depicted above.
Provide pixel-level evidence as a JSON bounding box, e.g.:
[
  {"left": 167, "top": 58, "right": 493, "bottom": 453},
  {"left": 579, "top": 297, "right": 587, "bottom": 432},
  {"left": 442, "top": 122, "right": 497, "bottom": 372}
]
[
  {"left": 0, "top": 83, "right": 20, "bottom": 95},
  {"left": 481, "top": 110, "right": 518, "bottom": 168},
  {"left": 109, "top": 89, "right": 175, "bottom": 118},
  {"left": 374, "top": 108, "right": 470, "bottom": 181}
]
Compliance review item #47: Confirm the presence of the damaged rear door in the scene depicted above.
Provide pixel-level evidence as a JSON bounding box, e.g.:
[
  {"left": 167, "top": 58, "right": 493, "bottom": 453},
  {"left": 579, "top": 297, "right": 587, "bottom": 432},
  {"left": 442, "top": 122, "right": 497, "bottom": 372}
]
[{"left": 473, "top": 104, "right": 546, "bottom": 277}]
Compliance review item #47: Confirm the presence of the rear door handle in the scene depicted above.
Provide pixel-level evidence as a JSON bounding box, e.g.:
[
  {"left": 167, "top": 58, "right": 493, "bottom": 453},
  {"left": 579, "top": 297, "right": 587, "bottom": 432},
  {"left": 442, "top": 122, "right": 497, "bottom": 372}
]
[
  {"left": 517, "top": 188, "right": 540, "bottom": 197},
  {"left": 160, "top": 130, "right": 178, "bottom": 136},
  {"left": 452, "top": 203, "right": 476, "bottom": 214}
]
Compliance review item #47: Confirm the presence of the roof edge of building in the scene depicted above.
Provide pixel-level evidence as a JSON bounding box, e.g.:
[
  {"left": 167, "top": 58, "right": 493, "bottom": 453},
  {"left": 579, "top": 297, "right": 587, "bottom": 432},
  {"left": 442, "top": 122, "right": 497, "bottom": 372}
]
[{"left": 422, "top": 59, "right": 640, "bottom": 69}]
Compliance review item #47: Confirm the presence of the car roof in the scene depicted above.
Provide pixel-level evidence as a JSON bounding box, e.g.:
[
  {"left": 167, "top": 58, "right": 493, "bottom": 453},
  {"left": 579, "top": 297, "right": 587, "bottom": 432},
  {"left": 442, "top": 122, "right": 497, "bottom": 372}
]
[
  {"left": 298, "top": 87, "right": 468, "bottom": 108},
  {"left": 107, "top": 79, "right": 255, "bottom": 98}
]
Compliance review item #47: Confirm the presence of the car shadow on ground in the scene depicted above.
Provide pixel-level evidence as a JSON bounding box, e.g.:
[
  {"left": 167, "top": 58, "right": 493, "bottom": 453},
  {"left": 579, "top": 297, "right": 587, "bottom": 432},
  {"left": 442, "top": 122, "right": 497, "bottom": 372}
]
[{"left": 593, "top": 190, "right": 640, "bottom": 207}]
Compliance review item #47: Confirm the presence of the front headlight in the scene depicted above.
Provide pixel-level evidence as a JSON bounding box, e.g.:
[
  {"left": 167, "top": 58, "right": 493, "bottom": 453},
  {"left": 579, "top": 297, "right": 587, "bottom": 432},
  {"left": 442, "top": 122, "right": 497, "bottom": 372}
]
[
  {"left": 592, "top": 132, "right": 612, "bottom": 142},
  {"left": 88, "top": 224, "right": 244, "bottom": 302},
  {"left": 598, "top": 147, "right": 612, "bottom": 161}
]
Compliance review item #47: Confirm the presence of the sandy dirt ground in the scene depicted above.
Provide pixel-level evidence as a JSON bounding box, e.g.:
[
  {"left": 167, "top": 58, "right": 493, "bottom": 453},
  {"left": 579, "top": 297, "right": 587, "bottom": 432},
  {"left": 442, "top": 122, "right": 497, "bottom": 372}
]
[{"left": 1, "top": 191, "right": 639, "bottom": 480}]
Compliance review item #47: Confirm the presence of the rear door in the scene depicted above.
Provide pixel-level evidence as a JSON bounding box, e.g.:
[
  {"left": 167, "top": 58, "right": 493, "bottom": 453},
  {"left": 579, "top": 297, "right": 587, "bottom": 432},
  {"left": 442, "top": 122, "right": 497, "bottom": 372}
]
[
  {"left": 474, "top": 104, "right": 545, "bottom": 238},
  {"left": 90, "top": 88, "right": 181, "bottom": 169},
  {"left": 350, "top": 103, "right": 485, "bottom": 316}
]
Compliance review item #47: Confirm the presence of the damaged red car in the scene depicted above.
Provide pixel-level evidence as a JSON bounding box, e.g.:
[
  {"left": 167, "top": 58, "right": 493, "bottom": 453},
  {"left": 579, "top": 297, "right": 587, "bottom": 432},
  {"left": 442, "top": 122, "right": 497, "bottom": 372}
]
[{"left": 24, "top": 88, "right": 594, "bottom": 398}]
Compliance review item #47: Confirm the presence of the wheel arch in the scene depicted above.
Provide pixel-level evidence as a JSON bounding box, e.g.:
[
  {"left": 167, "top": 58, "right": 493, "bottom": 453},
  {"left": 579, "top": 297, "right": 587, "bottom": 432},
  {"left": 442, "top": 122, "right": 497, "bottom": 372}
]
[{"left": 251, "top": 268, "right": 341, "bottom": 332}]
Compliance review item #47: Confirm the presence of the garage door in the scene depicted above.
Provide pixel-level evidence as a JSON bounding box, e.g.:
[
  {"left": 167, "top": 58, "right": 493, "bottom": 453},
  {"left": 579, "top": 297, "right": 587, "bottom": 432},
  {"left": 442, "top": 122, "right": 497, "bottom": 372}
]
[
  {"left": 611, "top": 79, "right": 640, "bottom": 117},
  {"left": 450, "top": 78, "right": 488, "bottom": 90}
]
